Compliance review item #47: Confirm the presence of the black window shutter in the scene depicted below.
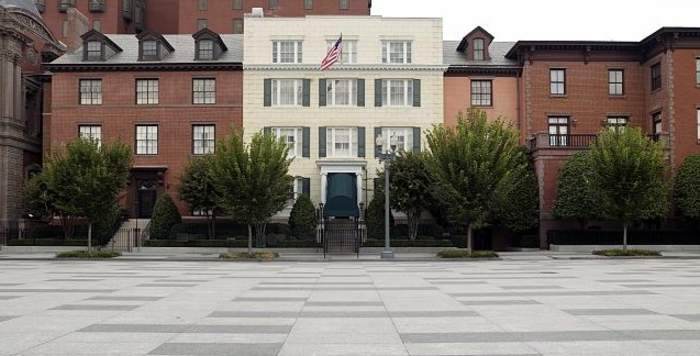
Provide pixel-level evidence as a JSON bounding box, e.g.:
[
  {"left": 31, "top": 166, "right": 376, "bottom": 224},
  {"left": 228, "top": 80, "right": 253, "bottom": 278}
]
[
  {"left": 412, "top": 79, "right": 421, "bottom": 107},
  {"left": 374, "top": 79, "right": 383, "bottom": 107},
  {"left": 357, "top": 127, "right": 365, "bottom": 158},
  {"left": 318, "top": 127, "right": 326, "bottom": 158},
  {"left": 302, "top": 127, "right": 310, "bottom": 158},
  {"left": 357, "top": 79, "right": 365, "bottom": 107},
  {"left": 412, "top": 127, "right": 421, "bottom": 152},
  {"left": 318, "top": 79, "right": 327, "bottom": 107},
  {"left": 263, "top": 79, "right": 272, "bottom": 107},
  {"left": 302, "top": 79, "right": 311, "bottom": 107},
  {"left": 302, "top": 178, "right": 311, "bottom": 197},
  {"left": 374, "top": 127, "right": 382, "bottom": 158},
  {"left": 263, "top": 127, "right": 271, "bottom": 136}
]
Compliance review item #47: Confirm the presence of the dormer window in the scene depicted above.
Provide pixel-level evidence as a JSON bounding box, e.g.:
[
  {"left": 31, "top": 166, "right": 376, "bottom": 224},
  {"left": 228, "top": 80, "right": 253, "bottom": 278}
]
[
  {"left": 86, "top": 41, "right": 103, "bottom": 61},
  {"left": 142, "top": 40, "right": 157, "bottom": 57},
  {"left": 198, "top": 40, "right": 214, "bottom": 60},
  {"left": 473, "top": 38, "right": 485, "bottom": 61},
  {"left": 137, "top": 32, "right": 174, "bottom": 61}
]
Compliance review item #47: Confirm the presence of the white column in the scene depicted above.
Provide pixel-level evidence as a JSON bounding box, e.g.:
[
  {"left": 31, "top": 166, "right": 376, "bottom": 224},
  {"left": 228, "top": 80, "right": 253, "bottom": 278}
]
[
  {"left": 356, "top": 172, "right": 363, "bottom": 205},
  {"left": 320, "top": 173, "right": 328, "bottom": 204}
]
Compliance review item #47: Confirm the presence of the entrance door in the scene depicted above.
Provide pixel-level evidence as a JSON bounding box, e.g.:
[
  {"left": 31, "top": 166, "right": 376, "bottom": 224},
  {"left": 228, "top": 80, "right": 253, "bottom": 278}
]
[
  {"left": 138, "top": 189, "right": 157, "bottom": 218},
  {"left": 324, "top": 173, "right": 359, "bottom": 218}
]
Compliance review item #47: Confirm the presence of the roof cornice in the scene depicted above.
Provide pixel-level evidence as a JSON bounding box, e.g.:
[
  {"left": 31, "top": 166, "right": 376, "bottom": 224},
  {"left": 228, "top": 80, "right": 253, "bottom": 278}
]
[
  {"left": 446, "top": 65, "right": 521, "bottom": 76},
  {"left": 45, "top": 62, "right": 242, "bottom": 72},
  {"left": 244, "top": 64, "right": 448, "bottom": 72}
]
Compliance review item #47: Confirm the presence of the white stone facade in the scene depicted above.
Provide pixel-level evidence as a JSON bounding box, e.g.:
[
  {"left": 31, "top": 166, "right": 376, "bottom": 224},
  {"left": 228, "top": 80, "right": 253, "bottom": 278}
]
[{"left": 243, "top": 15, "right": 445, "bottom": 215}]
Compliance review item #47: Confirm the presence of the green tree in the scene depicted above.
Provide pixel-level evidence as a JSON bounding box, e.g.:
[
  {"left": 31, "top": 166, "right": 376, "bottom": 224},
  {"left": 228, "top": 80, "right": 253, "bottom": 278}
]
[
  {"left": 179, "top": 156, "right": 219, "bottom": 239},
  {"left": 387, "top": 151, "right": 432, "bottom": 240},
  {"left": 289, "top": 194, "right": 318, "bottom": 240},
  {"left": 149, "top": 193, "right": 182, "bottom": 240},
  {"left": 26, "top": 138, "right": 132, "bottom": 250},
  {"left": 552, "top": 152, "right": 601, "bottom": 228},
  {"left": 674, "top": 155, "right": 700, "bottom": 224},
  {"left": 497, "top": 149, "right": 540, "bottom": 233},
  {"left": 426, "top": 109, "right": 529, "bottom": 253},
  {"left": 366, "top": 182, "right": 394, "bottom": 239},
  {"left": 588, "top": 128, "right": 669, "bottom": 251},
  {"left": 210, "top": 130, "right": 293, "bottom": 254}
]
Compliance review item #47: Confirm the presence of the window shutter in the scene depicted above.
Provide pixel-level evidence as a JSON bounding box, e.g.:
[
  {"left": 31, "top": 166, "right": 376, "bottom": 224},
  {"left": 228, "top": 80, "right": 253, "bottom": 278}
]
[
  {"left": 318, "top": 79, "right": 327, "bottom": 107},
  {"left": 374, "top": 79, "right": 382, "bottom": 107},
  {"left": 374, "top": 127, "right": 382, "bottom": 158},
  {"left": 357, "top": 127, "right": 365, "bottom": 158},
  {"left": 302, "top": 79, "right": 311, "bottom": 107},
  {"left": 357, "top": 79, "right": 365, "bottom": 107},
  {"left": 412, "top": 79, "right": 421, "bottom": 107},
  {"left": 263, "top": 127, "right": 271, "bottom": 136},
  {"left": 302, "top": 178, "right": 311, "bottom": 197},
  {"left": 302, "top": 127, "right": 310, "bottom": 158},
  {"left": 318, "top": 127, "right": 326, "bottom": 158},
  {"left": 263, "top": 79, "right": 271, "bottom": 107},
  {"left": 412, "top": 127, "right": 421, "bottom": 152}
]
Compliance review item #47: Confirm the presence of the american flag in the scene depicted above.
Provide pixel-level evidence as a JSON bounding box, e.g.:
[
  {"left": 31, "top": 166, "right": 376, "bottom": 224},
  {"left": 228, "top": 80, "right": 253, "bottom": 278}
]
[{"left": 321, "top": 35, "right": 343, "bottom": 70}]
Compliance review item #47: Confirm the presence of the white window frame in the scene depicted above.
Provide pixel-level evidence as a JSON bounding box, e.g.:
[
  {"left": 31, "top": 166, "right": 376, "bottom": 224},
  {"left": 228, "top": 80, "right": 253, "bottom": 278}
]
[
  {"left": 272, "top": 40, "right": 303, "bottom": 64},
  {"left": 135, "top": 125, "right": 158, "bottom": 155},
  {"left": 380, "top": 127, "right": 413, "bottom": 153},
  {"left": 80, "top": 79, "right": 102, "bottom": 105},
  {"left": 550, "top": 69, "right": 566, "bottom": 95},
  {"left": 79, "top": 125, "right": 102, "bottom": 147},
  {"left": 291, "top": 177, "right": 304, "bottom": 201},
  {"left": 381, "top": 79, "right": 413, "bottom": 107},
  {"left": 193, "top": 78, "right": 216, "bottom": 104},
  {"left": 272, "top": 127, "right": 303, "bottom": 158},
  {"left": 326, "top": 127, "right": 358, "bottom": 158},
  {"left": 326, "top": 79, "right": 357, "bottom": 106},
  {"left": 696, "top": 58, "right": 700, "bottom": 86},
  {"left": 136, "top": 79, "right": 159, "bottom": 105},
  {"left": 192, "top": 124, "right": 215, "bottom": 155},
  {"left": 327, "top": 39, "right": 357, "bottom": 64},
  {"left": 606, "top": 116, "right": 627, "bottom": 132},
  {"left": 86, "top": 40, "right": 102, "bottom": 60},
  {"left": 382, "top": 40, "right": 412, "bottom": 64},
  {"left": 473, "top": 38, "right": 485, "bottom": 60},
  {"left": 271, "top": 79, "right": 303, "bottom": 107},
  {"left": 142, "top": 40, "right": 157, "bottom": 57},
  {"left": 198, "top": 39, "right": 214, "bottom": 60}
]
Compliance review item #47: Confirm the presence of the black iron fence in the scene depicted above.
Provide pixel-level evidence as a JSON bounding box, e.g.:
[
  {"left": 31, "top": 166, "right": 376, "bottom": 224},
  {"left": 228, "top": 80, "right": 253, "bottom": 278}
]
[
  {"left": 109, "top": 227, "right": 145, "bottom": 253},
  {"left": 320, "top": 219, "right": 366, "bottom": 258},
  {"left": 548, "top": 230, "right": 700, "bottom": 246}
]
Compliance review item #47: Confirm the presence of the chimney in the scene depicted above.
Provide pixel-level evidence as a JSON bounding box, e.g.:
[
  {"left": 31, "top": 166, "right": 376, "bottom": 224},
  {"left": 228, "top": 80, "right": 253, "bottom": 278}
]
[{"left": 63, "top": 8, "right": 89, "bottom": 51}]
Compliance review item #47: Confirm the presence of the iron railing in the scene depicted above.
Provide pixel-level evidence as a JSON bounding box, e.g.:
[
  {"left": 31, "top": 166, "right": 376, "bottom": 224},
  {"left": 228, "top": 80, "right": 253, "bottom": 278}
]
[
  {"left": 109, "top": 227, "right": 144, "bottom": 253},
  {"left": 321, "top": 219, "right": 365, "bottom": 258}
]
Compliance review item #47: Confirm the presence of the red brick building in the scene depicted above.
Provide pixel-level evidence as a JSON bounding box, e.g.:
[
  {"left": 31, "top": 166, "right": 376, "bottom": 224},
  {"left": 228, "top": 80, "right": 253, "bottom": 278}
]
[{"left": 45, "top": 29, "right": 242, "bottom": 217}]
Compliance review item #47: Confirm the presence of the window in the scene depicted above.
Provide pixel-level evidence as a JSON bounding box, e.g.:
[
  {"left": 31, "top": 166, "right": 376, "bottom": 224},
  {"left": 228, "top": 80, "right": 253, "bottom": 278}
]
[
  {"left": 381, "top": 79, "right": 413, "bottom": 106},
  {"left": 379, "top": 127, "right": 414, "bottom": 153},
  {"left": 86, "top": 41, "right": 102, "bottom": 60},
  {"left": 473, "top": 38, "right": 484, "bottom": 60},
  {"left": 550, "top": 69, "right": 566, "bottom": 95},
  {"left": 198, "top": 0, "right": 207, "bottom": 10},
  {"left": 136, "top": 79, "right": 159, "bottom": 105},
  {"left": 652, "top": 112, "right": 662, "bottom": 139},
  {"left": 291, "top": 177, "right": 305, "bottom": 200},
  {"left": 196, "top": 18, "right": 208, "bottom": 30},
  {"left": 79, "top": 79, "right": 102, "bottom": 105},
  {"left": 193, "top": 125, "right": 215, "bottom": 155},
  {"left": 142, "top": 40, "right": 157, "bottom": 58},
  {"left": 327, "top": 39, "right": 357, "bottom": 64},
  {"left": 326, "top": 79, "right": 357, "bottom": 106},
  {"left": 382, "top": 41, "right": 411, "bottom": 64},
  {"left": 271, "top": 79, "right": 303, "bottom": 106},
  {"left": 268, "top": 0, "right": 278, "bottom": 9},
  {"left": 304, "top": 0, "right": 313, "bottom": 9},
  {"left": 696, "top": 58, "right": 699, "bottom": 86},
  {"left": 339, "top": 0, "right": 348, "bottom": 10},
  {"left": 470, "top": 80, "right": 492, "bottom": 107},
  {"left": 326, "top": 127, "right": 358, "bottom": 157},
  {"left": 232, "top": 19, "right": 243, "bottom": 34},
  {"left": 193, "top": 78, "right": 216, "bottom": 104},
  {"left": 697, "top": 109, "right": 700, "bottom": 142},
  {"left": 272, "top": 127, "right": 303, "bottom": 158},
  {"left": 651, "top": 63, "right": 661, "bottom": 91},
  {"left": 92, "top": 20, "right": 102, "bottom": 31},
  {"left": 79, "top": 125, "right": 102, "bottom": 146},
  {"left": 135, "top": 125, "right": 158, "bottom": 155},
  {"left": 606, "top": 116, "right": 627, "bottom": 132},
  {"left": 232, "top": 0, "right": 242, "bottom": 10},
  {"left": 272, "top": 41, "right": 303, "bottom": 64},
  {"left": 608, "top": 69, "right": 624, "bottom": 96},
  {"left": 197, "top": 39, "right": 214, "bottom": 60},
  {"left": 548, "top": 117, "right": 569, "bottom": 146}
]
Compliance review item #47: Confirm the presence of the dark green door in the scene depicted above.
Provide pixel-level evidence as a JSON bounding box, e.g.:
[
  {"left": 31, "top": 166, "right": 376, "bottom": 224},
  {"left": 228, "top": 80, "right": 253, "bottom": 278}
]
[{"left": 324, "top": 173, "right": 359, "bottom": 218}]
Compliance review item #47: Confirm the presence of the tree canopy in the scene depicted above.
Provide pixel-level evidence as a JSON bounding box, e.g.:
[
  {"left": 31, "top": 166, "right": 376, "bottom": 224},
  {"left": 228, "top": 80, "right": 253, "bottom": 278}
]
[
  {"left": 386, "top": 151, "right": 432, "bottom": 240},
  {"left": 552, "top": 152, "right": 602, "bottom": 227},
  {"left": 674, "top": 155, "right": 700, "bottom": 223},
  {"left": 179, "top": 156, "right": 219, "bottom": 238}
]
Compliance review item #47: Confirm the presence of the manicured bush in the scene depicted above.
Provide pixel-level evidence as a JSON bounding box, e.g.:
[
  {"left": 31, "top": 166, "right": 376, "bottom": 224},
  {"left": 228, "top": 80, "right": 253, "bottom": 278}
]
[
  {"left": 674, "top": 155, "right": 700, "bottom": 223},
  {"left": 553, "top": 152, "right": 601, "bottom": 227},
  {"left": 289, "top": 194, "right": 318, "bottom": 240},
  {"left": 364, "top": 239, "right": 454, "bottom": 248},
  {"left": 436, "top": 249, "right": 499, "bottom": 259},
  {"left": 143, "top": 238, "right": 318, "bottom": 248},
  {"left": 366, "top": 186, "right": 394, "bottom": 239},
  {"left": 56, "top": 250, "right": 121, "bottom": 258},
  {"left": 592, "top": 249, "right": 661, "bottom": 257},
  {"left": 220, "top": 251, "right": 280, "bottom": 261},
  {"left": 8, "top": 239, "right": 88, "bottom": 246},
  {"left": 149, "top": 193, "right": 182, "bottom": 240}
]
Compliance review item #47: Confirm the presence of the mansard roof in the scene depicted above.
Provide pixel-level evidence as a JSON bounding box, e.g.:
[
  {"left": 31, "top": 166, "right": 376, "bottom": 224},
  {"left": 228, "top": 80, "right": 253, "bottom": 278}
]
[{"left": 443, "top": 40, "right": 520, "bottom": 74}]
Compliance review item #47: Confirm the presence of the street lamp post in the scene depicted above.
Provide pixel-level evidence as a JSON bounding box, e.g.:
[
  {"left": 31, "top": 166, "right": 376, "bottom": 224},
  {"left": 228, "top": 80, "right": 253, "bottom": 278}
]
[{"left": 376, "top": 134, "right": 397, "bottom": 260}]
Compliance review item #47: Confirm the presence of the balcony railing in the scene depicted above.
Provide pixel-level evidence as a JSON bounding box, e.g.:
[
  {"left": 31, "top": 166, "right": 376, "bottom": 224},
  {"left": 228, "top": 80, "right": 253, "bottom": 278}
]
[{"left": 529, "top": 133, "right": 597, "bottom": 151}]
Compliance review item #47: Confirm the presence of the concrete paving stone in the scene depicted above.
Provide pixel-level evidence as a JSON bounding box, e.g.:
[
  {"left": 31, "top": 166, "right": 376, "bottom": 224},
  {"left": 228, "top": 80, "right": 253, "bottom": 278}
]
[
  {"left": 136, "top": 283, "right": 198, "bottom": 287},
  {"left": 304, "top": 301, "right": 384, "bottom": 306},
  {"left": 85, "top": 296, "right": 163, "bottom": 301},
  {"left": 596, "top": 279, "right": 654, "bottom": 283},
  {"left": 389, "top": 311, "right": 480, "bottom": 317},
  {"left": 620, "top": 283, "right": 700, "bottom": 288},
  {"left": 460, "top": 300, "right": 541, "bottom": 306},
  {"left": 404, "top": 342, "right": 539, "bottom": 356},
  {"left": 0, "top": 288, "right": 118, "bottom": 293},
  {"left": 403, "top": 329, "right": 700, "bottom": 343},
  {"left": 0, "top": 316, "right": 16, "bottom": 323},
  {"left": 449, "top": 290, "right": 656, "bottom": 297},
  {"left": 51, "top": 304, "right": 140, "bottom": 311},
  {"left": 21, "top": 341, "right": 162, "bottom": 355},
  {"left": 168, "top": 333, "right": 289, "bottom": 343},
  {"left": 0, "top": 295, "right": 20, "bottom": 300},
  {"left": 277, "top": 343, "right": 408, "bottom": 356},
  {"left": 562, "top": 308, "right": 659, "bottom": 315},
  {"left": 45, "top": 279, "right": 105, "bottom": 282},
  {"left": 526, "top": 340, "right": 665, "bottom": 356},
  {"left": 393, "top": 316, "right": 503, "bottom": 334},
  {"left": 209, "top": 311, "right": 300, "bottom": 318},
  {"left": 671, "top": 314, "right": 700, "bottom": 322},
  {"left": 499, "top": 285, "right": 565, "bottom": 290},
  {"left": 234, "top": 297, "right": 309, "bottom": 302}
]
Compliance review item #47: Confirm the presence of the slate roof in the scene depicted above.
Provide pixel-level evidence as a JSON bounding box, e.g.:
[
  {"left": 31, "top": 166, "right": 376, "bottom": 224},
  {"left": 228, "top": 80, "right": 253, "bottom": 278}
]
[
  {"left": 443, "top": 41, "right": 518, "bottom": 67},
  {"left": 51, "top": 34, "right": 243, "bottom": 65}
]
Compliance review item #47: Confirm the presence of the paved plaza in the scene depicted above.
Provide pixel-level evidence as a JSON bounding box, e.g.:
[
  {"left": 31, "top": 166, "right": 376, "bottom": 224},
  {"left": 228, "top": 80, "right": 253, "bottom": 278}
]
[{"left": 1, "top": 258, "right": 700, "bottom": 355}]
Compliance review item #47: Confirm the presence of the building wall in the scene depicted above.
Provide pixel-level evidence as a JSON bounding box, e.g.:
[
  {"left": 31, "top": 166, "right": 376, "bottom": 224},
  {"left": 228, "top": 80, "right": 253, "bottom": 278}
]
[
  {"left": 39, "top": 0, "right": 133, "bottom": 42},
  {"left": 670, "top": 49, "right": 700, "bottom": 168},
  {"left": 243, "top": 16, "right": 444, "bottom": 208},
  {"left": 48, "top": 70, "right": 243, "bottom": 214},
  {"left": 443, "top": 74, "right": 518, "bottom": 127}
]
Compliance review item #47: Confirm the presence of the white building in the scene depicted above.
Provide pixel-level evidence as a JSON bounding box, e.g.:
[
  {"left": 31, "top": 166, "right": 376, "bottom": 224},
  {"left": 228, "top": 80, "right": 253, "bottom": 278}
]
[{"left": 243, "top": 15, "right": 445, "bottom": 218}]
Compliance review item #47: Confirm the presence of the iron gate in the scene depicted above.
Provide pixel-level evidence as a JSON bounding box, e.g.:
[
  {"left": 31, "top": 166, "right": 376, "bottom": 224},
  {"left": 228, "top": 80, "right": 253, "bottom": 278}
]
[{"left": 321, "top": 219, "right": 365, "bottom": 258}]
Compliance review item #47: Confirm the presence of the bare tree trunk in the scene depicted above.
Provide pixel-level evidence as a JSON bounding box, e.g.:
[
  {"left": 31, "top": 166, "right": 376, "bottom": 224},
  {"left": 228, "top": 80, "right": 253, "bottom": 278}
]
[
  {"left": 212, "top": 214, "right": 216, "bottom": 240},
  {"left": 466, "top": 223, "right": 473, "bottom": 255},
  {"left": 408, "top": 211, "right": 420, "bottom": 241},
  {"left": 622, "top": 223, "right": 628, "bottom": 252},
  {"left": 87, "top": 222, "right": 92, "bottom": 253},
  {"left": 247, "top": 224, "right": 253, "bottom": 255}
]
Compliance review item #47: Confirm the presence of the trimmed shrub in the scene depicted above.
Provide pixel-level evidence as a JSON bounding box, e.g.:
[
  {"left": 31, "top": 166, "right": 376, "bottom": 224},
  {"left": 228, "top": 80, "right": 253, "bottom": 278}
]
[
  {"left": 553, "top": 152, "right": 601, "bottom": 227},
  {"left": 437, "top": 249, "right": 499, "bottom": 259},
  {"left": 674, "top": 155, "right": 700, "bottom": 223},
  {"left": 56, "top": 250, "right": 121, "bottom": 258},
  {"left": 592, "top": 249, "right": 661, "bottom": 257},
  {"left": 220, "top": 251, "right": 280, "bottom": 261},
  {"left": 289, "top": 195, "right": 318, "bottom": 240},
  {"left": 366, "top": 187, "right": 394, "bottom": 239},
  {"left": 149, "top": 193, "right": 182, "bottom": 240}
]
